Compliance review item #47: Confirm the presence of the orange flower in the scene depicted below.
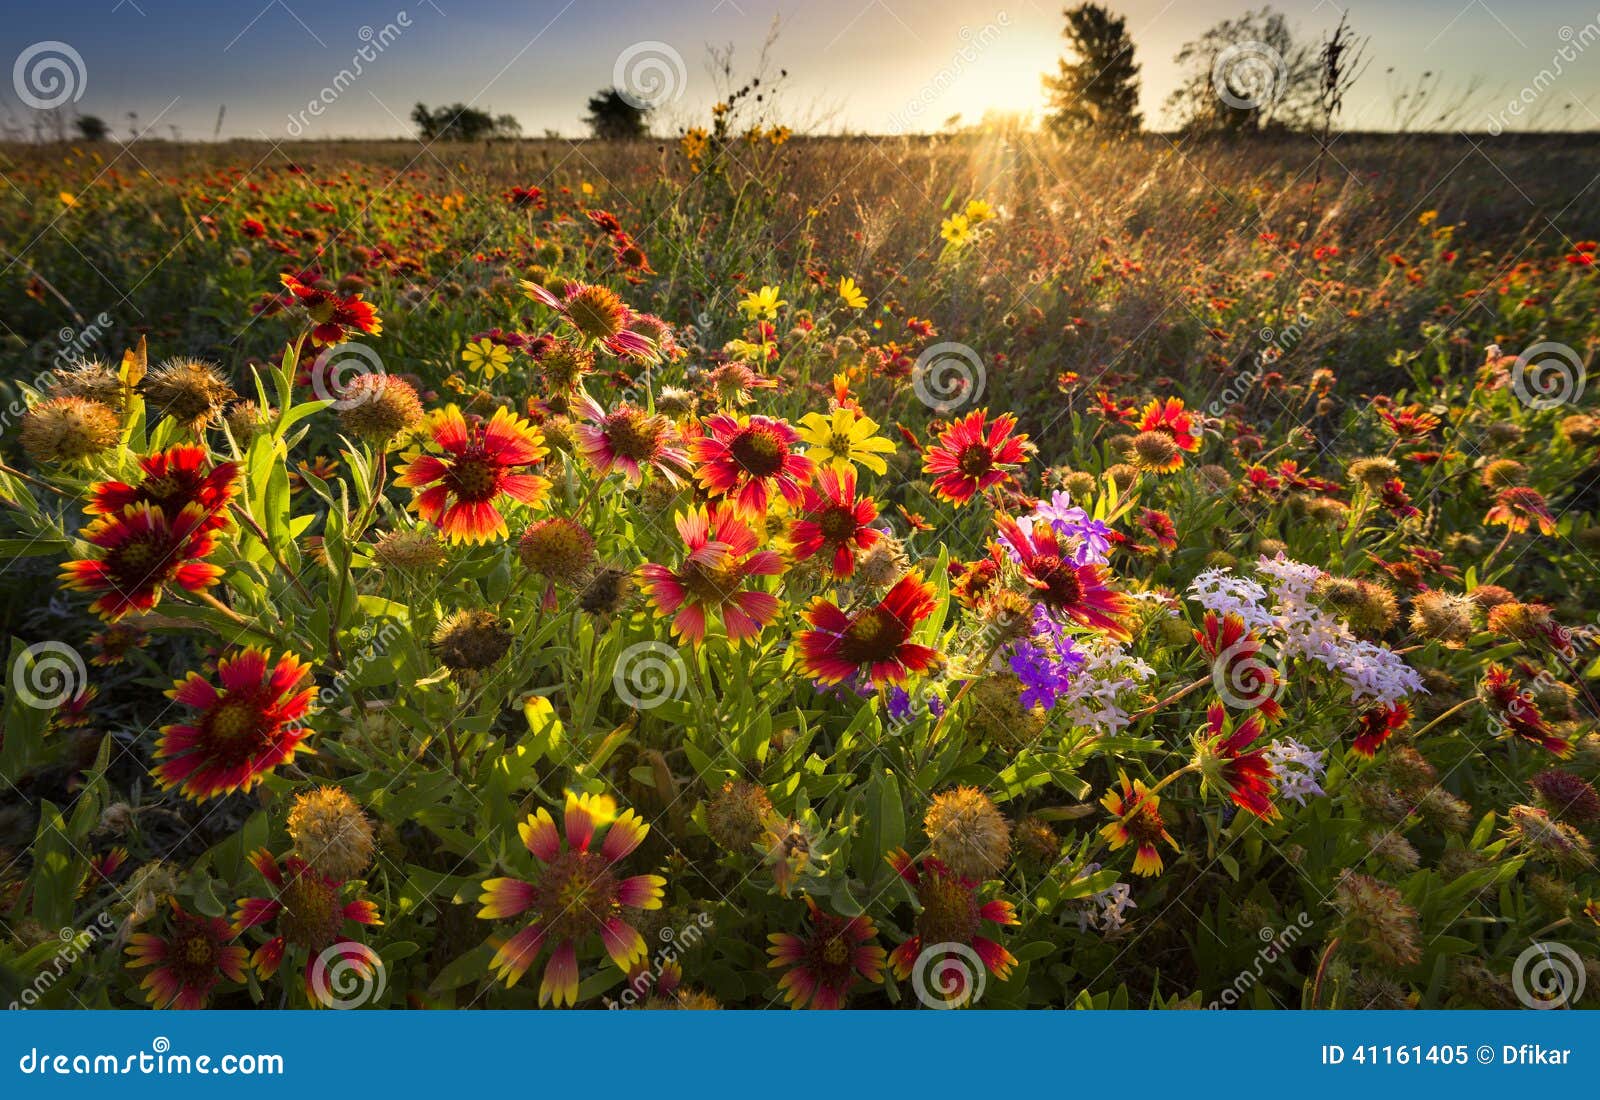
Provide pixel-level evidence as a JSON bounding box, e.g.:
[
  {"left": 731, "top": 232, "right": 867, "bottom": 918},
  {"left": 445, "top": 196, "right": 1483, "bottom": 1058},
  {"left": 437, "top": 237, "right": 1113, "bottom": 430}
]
[{"left": 395, "top": 406, "right": 550, "bottom": 544}]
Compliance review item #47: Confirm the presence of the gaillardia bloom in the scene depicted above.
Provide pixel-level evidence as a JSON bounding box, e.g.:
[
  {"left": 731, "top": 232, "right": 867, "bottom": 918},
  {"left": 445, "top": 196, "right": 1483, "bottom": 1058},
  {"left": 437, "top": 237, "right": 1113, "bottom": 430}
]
[
  {"left": 1193, "top": 610, "right": 1283, "bottom": 721},
  {"left": 1485, "top": 487, "right": 1557, "bottom": 536},
  {"left": 922, "top": 409, "right": 1030, "bottom": 504},
  {"left": 995, "top": 515, "right": 1132, "bottom": 639},
  {"left": 573, "top": 394, "right": 688, "bottom": 484},
  {"left": 280, "top": 273, "right": 382, "bottom": 346},
  {"left": 1134, "top": 397, "right": 1203, "bottom": 455},
  {"left": 1099, "top": 773, "right": 1178, "bottom": 876},
  {"left": 785, "top": 466, "right": 880, "bottom": 579},
  {"left": 523, "top": 280, "right": 656, "bottom": 359},
  {"left": 1194, "top": 704, "right": 1278, "bottom": 820},
  {"left": 795, "top": 571, "right": 941, "bottom": 687},
  {"left": 477, "top": 791, "right": 666, "bottom": 1006},
  {"left": 767, "top": 896, "right": 885, "bottom": 1009},
  {"left": 153, "top": 648, "right": 315, "bottom": 800},
  {"left": 885, "top": 849, "right": 1017, "bottom": 1001},
  {"left": 126, "top": 900, "right": 250, "bottom": 1009},
  {"left": 689, "top": 413, "right": 814, "bottom": 517},
  {"left": 638, "top": 503, "right": 783, "bottom": 646},
  {"left": 395, "top": 405, "right": 550, "bottom": 544},
  {"left": 233, "top": 849, "right": 381, "bottom": 999},
  {"left": 1351, "top": 701, "right": 1410, "bottom": 758},
  {"left": 87, "top": 444, "right": 239, "bottom": 530},
  {"left": 60, "top": 502, "right": 224, "bottom": 622}
]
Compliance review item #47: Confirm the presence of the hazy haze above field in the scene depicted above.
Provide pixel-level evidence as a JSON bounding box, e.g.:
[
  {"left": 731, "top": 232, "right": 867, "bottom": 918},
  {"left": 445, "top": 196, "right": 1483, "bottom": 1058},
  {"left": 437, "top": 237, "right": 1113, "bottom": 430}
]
[{"left": 3, "top": 0, "right": 1598, "bottom": 140}]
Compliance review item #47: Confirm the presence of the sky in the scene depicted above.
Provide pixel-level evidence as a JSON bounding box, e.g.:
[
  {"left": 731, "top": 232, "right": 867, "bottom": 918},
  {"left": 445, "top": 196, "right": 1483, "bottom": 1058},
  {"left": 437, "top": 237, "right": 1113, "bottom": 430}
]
[{"left": 2, "top": 0, "right": 1597, "bottom": 140}]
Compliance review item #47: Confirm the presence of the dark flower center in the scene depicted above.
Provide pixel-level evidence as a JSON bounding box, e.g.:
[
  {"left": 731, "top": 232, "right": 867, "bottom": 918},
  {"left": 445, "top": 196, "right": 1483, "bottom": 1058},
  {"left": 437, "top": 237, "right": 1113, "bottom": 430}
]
[
  {"left": 278, "top": 870, "right": 345, "bottom": 950},
  {"left": 681, "top": 552, "right": 746, "bottom": 604},
  {"left": 816, "top": 506, "right": 857, "bottom": 542},
  {"left": 729, "top": 427, "right": 786, "bottom": 478},
  {"left": 604, "top": 410, "right": 662, "bottom": 461},
  {"left": 838, "top": 608, "right": 909, "bottom": 665},
  {"left": 447, "top": 450, "right": 500, "bottom": 502},
  {"left": 533, "top": 850, "right": 620, "bottom": 941},
  {"left": 956, "top": 444, "right": 993, "bottom": 478},
  {"left": 1031, "top": 556, "right": 1083, "bottom": 608}
]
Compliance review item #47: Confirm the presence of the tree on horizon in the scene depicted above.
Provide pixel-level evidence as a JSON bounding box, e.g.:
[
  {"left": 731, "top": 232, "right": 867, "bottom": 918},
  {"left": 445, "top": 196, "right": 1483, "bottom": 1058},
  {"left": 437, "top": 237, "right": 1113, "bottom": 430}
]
[
  {"left": 584, "top": 88, "right": 651, "bottom": 140},
  {"left": 1043, "top": 3, "right": 1143, "bottom": 134}
]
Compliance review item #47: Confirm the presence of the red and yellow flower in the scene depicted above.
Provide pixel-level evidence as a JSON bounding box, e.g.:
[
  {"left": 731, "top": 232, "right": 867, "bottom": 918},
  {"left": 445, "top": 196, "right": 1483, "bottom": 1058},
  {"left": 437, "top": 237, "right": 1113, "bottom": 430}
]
[
  {"left": 87, "top": 444, "right": 238, "bottom": 531},
  {"left": 995, "top": 515, "right": 1132, "bottom": 639},
  {"left": 1100, "top": 773, "right": 1178, "bottom": 876},
  {"left": 689, "top": 413, "right": 814, "bottom": 517},
  {"left": 785, "top": 466, "right": 880, "bottom": 579},
  {"left": 60, "top": 502, "right": 225, "bottom": 621},
  {"left": 477, "top": 791, "right": 666, "bottom": 1006},
  {"left": 280, "top": 273, "right": 382, "bottom": 346},
  {"left": 233, "top": 849, "right": 381, "bottom": 1000},
  {"left": 573, "top": 394, "right": 688, "bottom": 484},
  {"left": 1195, "top": 704, "right": 1278, "bottom": 820},
  {"left": 153, "top": 647, "right": 315, "bottom": 800},
  {"left": 395, "top": 405, "right": 550, "bottom": 544},
  {"left": 638, "top": 503, "right": 783, "bottom": 646},
  {"left": 1193, "top": 610, "right": 1283, "bottom": 721},
  {"left": 795, "top": 571, "right": 941, "bottom": 687},
  {"left": 922, "top": 409, "right": 1030, "bottom": 504},
  {"left": 126, "top": 900, "right": 250, "bottom": 1009},
  {"left": 1134, "top": 397, "right": 1203, "bottom": 454},
  {"left": 1486, "top": 487, "right": 1557, "bottom": 536},
  {"left": 767, "top": 896, "right": 885, "bottom": 1009},
  {"left": 885, "top": 849, "right": 1017, "bottom": 1000},
  {"left": 1350, "top": 701, "right": 1410, "bottom": 758}
]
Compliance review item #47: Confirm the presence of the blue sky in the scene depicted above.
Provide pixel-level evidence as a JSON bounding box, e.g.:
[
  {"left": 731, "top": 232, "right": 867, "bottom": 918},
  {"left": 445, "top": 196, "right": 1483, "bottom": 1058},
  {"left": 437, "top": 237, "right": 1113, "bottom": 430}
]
[{"left": 3, "top": 0, "right": 1597, "bottom": 138}]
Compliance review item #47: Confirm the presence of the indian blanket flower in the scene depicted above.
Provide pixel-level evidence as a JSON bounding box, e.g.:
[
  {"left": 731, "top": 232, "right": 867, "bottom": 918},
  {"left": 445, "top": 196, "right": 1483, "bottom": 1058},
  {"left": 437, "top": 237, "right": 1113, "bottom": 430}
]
[
  {"left": 786, "top": 466, "right": 881, "bottom": 579},
  {"left": 395, "top": 405, "right": 550, "bottom": 544},
  {"left": 1192, "top": 610, "right": 1283, "bottom": 720},
  {"left": 638, "top": 503, "right": 783, "bottom": 646},
  {"left": 795, "top": 571, "right": 941, "bottom": 687},
  {"left": 523, "top": 280, "right": 656, "bottom": 359},
  {"left": 477, "top": 792, "right": 666, "bottom": 1006},
  {"left": 1100, "top": 773, "right": 1178, "bottom": 876},
  {"left": 1481, "top": 664, "right": 1572, "bottom": 756},
  {"left": 922, "top": 409, "right": 1030, "bottom": 504},
  {"left": 573, "top": 394, "right": 688, "bottom": 484},
  {"left": 1350, "top": 701, "right": 1411, "bottom": 758},
  {"left": 233, "top": 850, "right": 381, "bottom": 999},
  {"left": 1486, "top": 487, "right": 1557, "bottom": 535},
  {"left": 1194, "top": 704, "right": 1278, "bottom": 820},
  {"left": 153, "top": 647, "right": 315, "bottom": 800},
  {"left": 125, "top": 900, "right": 249, "bottom": 1009},
  {"left": 885, "top": 849, "right": 1017, "bottom": 1001},
  {"left": 767, "top": 896, "right": 885, "bottom": 1009},
  {"left": 60, "top": 502, "right": 225, "bottom": 621},
  {"left": 995, "top": 515, "right": 1132, "bottom": 639},
  {"left": 689, "top": 413, "right": 814, "bottom": 517},
  {"left": 86, "top": 444, "right": 238, "bottom": 530},
  {"left": 796, "top": 406, "right": 897, "bottom": 475},
  {"left": 279, "top": 273, "right": 382, "bottom": 346},
  {"left": 1134, "top": 397, "right": 1203, "bottom": 454}
]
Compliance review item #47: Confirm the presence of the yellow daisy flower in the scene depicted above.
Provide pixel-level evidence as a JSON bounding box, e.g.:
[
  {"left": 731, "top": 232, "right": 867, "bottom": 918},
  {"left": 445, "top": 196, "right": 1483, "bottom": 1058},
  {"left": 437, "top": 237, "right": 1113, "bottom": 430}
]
[
  {"left": 963, "top": 198, "right": 995, "bottom": 224},
  {"left": 462, "top": 338, "right": 512, "bottom": 380},
  {"left": 837, "top": 276, "right": 868, "bottom": 310},
  {"left": 738, "top": 285, "right": 787, "bottom": 321},
  {"left": 940, "top": 213, "right": 972, "bottom": 247},
  {"left": 797, "top": 407, "right": 897, "bottom": 476}
]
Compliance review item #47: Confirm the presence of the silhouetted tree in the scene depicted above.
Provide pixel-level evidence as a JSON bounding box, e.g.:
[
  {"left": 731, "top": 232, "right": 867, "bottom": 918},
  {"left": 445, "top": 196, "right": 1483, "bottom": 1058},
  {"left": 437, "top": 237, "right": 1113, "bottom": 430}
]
[
  {"left": 1165, "top": 7, "right": 1320, "bottom": 134},
  {"left": 584, "top": 88, "right": 649, "bottom": 140},
  {"left": 74, "top": 114, "right": 109, "bottom": 141},
  {"left": 1044, "top": 4, "right": 1142, "bottom": 134},
  {"left": 411, "top": 102, "right": 520, "bottom": 141}
]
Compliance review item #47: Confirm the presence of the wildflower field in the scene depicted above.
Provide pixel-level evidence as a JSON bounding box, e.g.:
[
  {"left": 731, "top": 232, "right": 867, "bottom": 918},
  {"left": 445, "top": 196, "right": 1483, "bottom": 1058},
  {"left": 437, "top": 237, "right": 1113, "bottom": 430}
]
[{"left": 2, "top": 131, "right": 1598, "bottom": 1012}]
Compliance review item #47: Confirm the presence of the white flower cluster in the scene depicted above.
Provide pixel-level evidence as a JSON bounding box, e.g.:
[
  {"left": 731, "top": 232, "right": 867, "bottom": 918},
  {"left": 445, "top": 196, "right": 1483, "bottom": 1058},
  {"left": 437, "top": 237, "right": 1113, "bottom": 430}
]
[
  {"left": 1074, "top": 863, "right": 1137, "bottom": 933},
  {"left": 1189, "top": 554, "right": 1424, "bottom": 706},
  {"left": 1058, "top": 642, "right": 1155, "bottom": 736}
]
